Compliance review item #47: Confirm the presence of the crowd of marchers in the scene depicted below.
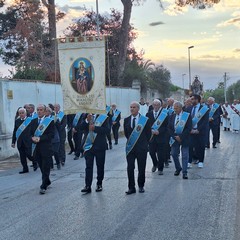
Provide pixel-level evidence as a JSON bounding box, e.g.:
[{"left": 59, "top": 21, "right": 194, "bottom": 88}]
[{"left": 11, "top": 95, "right": 240, "bottom": 195}]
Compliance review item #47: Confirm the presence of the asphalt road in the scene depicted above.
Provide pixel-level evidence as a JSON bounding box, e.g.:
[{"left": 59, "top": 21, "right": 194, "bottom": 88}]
[{"left": 0, "top": 129, "right": 240, "bottom": 240}]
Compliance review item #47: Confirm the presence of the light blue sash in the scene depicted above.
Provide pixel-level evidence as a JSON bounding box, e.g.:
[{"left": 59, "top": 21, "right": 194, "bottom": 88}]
[
  {"left": 106, "top": 106, "right": 111, "bottom": 114},
  {"left": 32, "top": 117, "right": 53, "bottom": 155},
  {"left": 209, "top": 103, "right": 219, "bottom": 119},
  {"left": 169, "top": 112, "right": 190, "bottom": 146},
  {"left": 126, "top": 115, "right": 148, "bottom": 156},
  {"left": 72, "top": 112, "right": 82, "bottom": 127},
  {"left": 151, "top": 109, "right": 168, "bottom": 131},
  {"left": 168, "top": 108, "right": 174, "bottom": 115},
  {"left": 31, "top": 112, "right": 38, "bottom": 119},
  {"left": 192, "top": 105, "right": 208, "bottom": 126},
  {"left": 112, "top": 110, "right": 121, "bottom": 122},
  {"left": 150, "top": 109, "right": 168, "bottom": 141},
  {"left": 16, "top": 117, "right": 32, "bottom": 139},
  {"left": 83, "top": 114, "right": 108, "bottom": 152},
  {"left": 57, "top": 111, "right": 65, "bottom": 122}
]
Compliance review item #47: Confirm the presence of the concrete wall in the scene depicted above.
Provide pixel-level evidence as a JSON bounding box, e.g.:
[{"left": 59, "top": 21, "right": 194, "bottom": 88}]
[{"left": 0, "top": 79, "right": 140, "bottom": 159}]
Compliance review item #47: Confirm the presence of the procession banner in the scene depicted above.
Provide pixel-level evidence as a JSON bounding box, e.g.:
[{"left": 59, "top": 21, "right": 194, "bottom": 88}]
[{"left": 58, "top": 36, "right": 106, "bottom": 114}]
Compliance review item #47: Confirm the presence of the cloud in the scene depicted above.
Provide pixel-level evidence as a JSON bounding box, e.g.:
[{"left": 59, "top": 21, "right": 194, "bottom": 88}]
[
  {"left": 217, "top": 14, "right": 240, "bottom": 29},
  {"left": 56, "top": 7, "right": 86, "bottom": 36},
  {"left": 149, "top": 21, "right": 165, "bottom": 26},
  {"left": 58, "top": 4, "right": 86, "bottom": 13}
]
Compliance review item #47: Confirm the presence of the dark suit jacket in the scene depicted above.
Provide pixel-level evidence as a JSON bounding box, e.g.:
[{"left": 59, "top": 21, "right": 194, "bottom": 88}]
[
  {"left": 124, "top": 115, "right": 151, "bottom": 152},
  {"left": 67, "top": 114, "right": 75, "bottom": 130},
  {"left": 30, "top": 118, "right": 55, "bottom": 156},
  {"left": 146, "top": 108, "right": 169, "bottom": 144},
  {"left": 112, "top": 110, "right": 121, "bottom": 127},
  {"left": 80, "top": 117, "right": 110, "bottom": 151},
  {"left": 57, "top": 112, "right": 67, "bottom": 138},
  {"left": 168, "top": 112, "right": 192, "bottom": 147},
  {"left": 12, "top": 118, "right": 32, "bottom": 148},
  {"left": 208, "top": 104, "right": 223, "bottom": 126},
  {"left": 186, "top": 105, "right": 209, "bottom": 135}
]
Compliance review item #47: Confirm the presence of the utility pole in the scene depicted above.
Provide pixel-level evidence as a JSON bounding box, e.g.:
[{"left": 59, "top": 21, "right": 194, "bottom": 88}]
[{"left": 224, "top": 72, "right": 227, "bottom": 103}]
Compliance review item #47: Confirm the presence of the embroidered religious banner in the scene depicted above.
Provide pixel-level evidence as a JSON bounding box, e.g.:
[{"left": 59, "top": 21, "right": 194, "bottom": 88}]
[{"left": 58, "top": 36, "right": 106, "bottom": 114}]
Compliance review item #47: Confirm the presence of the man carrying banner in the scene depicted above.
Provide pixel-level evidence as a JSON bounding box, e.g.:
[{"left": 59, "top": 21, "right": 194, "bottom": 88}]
[
  {"left": 206, "top": 97, "right": 222, "bottom": 148},
  {"left": 72, "top": 112, "right": 85, "bottom": 160},
  {"left": 146, "top": 99, "right": 168, "bottom": 175},
  {"left": 124, "top": 101, "right": 151, "bottom": 194},
  {"left": 187, "top": 94, "right": 209, "bottom": 168},
  {"left": 31, "top": 104, "right": 54, "bottom": 194},
  {"left": 111, "top": 103, "right": 121, "bottom": 145},
  {"left": 168, "top": 102, "right": 192, "bottom": 179},
  {"left": 11, "top": 107, "right": 37, "bottom": 173},
  {"left": 81, "top": 113, "right": 110, "bottom": 194}
]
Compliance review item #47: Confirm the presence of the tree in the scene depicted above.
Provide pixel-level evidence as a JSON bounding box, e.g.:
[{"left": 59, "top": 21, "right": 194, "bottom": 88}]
[
  {"left": 148, "top": 65, "right": 171, "bottom": 98},
  {"left": 117, "top": 0, "right": 221, "bottom": 85},
  {"left": 64, "top": 9, "right": 139, "bottom": 86},
  {"left": 227, "top": 81, "right": 240, "bottom": 103},
  {"left": 0, "top": 0, "right": 64, "bottom": 81}
]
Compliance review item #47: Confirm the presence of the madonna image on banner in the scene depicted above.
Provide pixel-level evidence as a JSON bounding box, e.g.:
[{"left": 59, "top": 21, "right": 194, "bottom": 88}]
[{"left": 69, "top": 58, "right": 94, "bottom": 95}]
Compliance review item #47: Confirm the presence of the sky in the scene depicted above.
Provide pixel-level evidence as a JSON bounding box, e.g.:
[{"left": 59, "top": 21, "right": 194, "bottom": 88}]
[{"left": 1, "top": 0, "right": 240, "bottom": 90}]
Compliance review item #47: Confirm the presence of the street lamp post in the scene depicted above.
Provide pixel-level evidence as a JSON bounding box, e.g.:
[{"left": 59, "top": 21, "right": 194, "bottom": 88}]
[{"left": 188, "top": 46, "right": 194, "bottom": 90}]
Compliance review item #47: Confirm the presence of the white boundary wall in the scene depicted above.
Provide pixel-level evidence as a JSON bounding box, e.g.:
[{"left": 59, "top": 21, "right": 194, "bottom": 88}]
[{"left": 0, "top": 79, "right": 140, "bottom": 159}]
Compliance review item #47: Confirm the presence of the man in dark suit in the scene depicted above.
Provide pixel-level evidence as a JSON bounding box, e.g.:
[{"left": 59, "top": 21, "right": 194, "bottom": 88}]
[
  {"left": 186, "top": 94, "right": 209, "bottom": 168},
  {"left": 67, "top": 114, "right": 75, "bottom": 155},
  {"left": 111, "top": 104, "right": 121, "bottom": 145},
  {"left": 54, "top": 104, "right": 67, "bottom": 166},
  {"left": 12, "top": 107, "right": 37, "bottom": 173},
  {"left": 146, "top": 99, "right": 168, "bottom": 175},
  {"left": 206, "top": 97, "right": 223, "bottom": 148},
  {"left": 124, "top": 101, "right": 151, "bottom": 194},
  {"left": 81, "top": 113, "right": 110, "bottom": 193},
  {"left": 168, "top": 102, "right": 192, "bottom": 179},
  {"left": 72, "top": 113, "right": 85, "bottom": 160},
  {"left": 31, "top": 104, "right": 54, "bottom": 194}
]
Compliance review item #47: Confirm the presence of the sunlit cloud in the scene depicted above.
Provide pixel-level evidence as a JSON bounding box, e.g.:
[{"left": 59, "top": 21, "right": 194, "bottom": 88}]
[
  {"left": 217, "top": 12, "right": 240, "bottom": 29},
  {"left": 56, "top": 7, "right": 86, "bottom": 36}
]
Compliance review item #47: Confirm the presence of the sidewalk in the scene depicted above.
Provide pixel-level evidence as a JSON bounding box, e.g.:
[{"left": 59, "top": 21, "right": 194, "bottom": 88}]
[{"left": 0, "top": 155, "right": 21, "bottom": 171}]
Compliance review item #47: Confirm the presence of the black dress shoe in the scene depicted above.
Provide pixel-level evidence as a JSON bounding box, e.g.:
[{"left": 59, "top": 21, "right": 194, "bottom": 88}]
[
  {"left": 139, "top": 187, "right": 145, "bottom": 193},
  {"left": 19, "top": 170, "right": 29, "bottom": 174},
  {"left": 61, "top": 162, "right": 65, "bottom": 166},
  {"left": 109, "top": 144, "right": 112, "bottom": 150},
  {"left": 96, "top": 185, "right": 103, "bottom": 192},
  {"left": 68, "top": 151, "right": 74, "bottom": 155},
  {"left": 33, "top": 165, "right": 38, "bottom": 171},
  {"left": 183, "top": 174, "right": 188, "bottom": 179},
  {"left": 81, "top": 186, "right": 91, "bottom": 193},
  {"left": 212, "top": 145, "right": 217, "bottom": 148},
  {"left": 114, "top": 142, "right": 118, "bottom": 145},
  {"left": 73, "top": 156, "right": 79, "bottom": 160},
  {"left": 125, "top": 188, "right": 136, "bottom": 195},
  {"left": 174, "top": 168, "right": 182, "bottom": 176},
  {"left": 39, "top": 188, "right": 46, "bottom": 194}
]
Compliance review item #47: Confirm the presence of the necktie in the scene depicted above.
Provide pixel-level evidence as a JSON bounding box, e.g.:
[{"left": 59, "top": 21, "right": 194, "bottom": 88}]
[
  {"left": 175, "top": 116, "right": 179, "bottom": 127},
  {"left": 154, "top": 112, "right": 158, "bottom": 119},
  {"left": 132, "top": 117, "right": 136, "bottom": 129},
  {"left": 191, "top": 106, "right": 196, "bottom": 117},
  {"left": 38, "top": 118, "right": 41, "bottom": 125}
]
